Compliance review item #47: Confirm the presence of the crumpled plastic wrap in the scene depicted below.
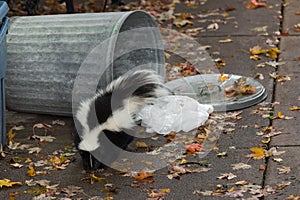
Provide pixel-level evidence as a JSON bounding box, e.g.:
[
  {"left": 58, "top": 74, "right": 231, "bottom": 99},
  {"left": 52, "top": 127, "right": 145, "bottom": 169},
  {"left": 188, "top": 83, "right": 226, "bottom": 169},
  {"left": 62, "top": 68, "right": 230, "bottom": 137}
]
[{"left": 137, "top": 95, "right": 214, "bottom": 135}]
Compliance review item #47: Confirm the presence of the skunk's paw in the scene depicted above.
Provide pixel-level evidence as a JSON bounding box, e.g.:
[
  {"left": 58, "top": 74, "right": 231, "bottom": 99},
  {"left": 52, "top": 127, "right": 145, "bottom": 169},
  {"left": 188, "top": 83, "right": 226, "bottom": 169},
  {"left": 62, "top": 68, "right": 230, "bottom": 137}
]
[{"left": 78, "top": 139, "right": 100, "bottom": 152}]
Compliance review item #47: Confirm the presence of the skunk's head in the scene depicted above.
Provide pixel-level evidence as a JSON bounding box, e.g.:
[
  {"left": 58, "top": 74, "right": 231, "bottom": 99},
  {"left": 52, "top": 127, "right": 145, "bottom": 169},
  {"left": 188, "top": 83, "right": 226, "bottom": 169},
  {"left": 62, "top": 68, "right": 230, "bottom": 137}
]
[{"left": 75, "top": 70, "right": 172, "bottom": 153}]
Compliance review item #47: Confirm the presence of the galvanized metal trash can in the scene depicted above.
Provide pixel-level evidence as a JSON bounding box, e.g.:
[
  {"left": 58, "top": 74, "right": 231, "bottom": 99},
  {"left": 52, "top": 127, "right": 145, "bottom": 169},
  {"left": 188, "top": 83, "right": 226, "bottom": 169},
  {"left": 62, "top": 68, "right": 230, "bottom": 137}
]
[
  {"left": 0, "top": 1, "right": 9, "bottom": 146},
  {"left": 6, "top": 10, "right": 165, "bottom": 116}
]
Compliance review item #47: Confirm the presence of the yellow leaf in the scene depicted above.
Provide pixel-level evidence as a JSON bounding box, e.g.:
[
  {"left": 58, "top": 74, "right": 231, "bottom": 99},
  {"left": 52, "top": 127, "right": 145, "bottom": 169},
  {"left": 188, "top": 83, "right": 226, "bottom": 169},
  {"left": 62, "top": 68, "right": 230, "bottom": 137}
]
[
  {"left": 25, "top": 157, "right": 32, "bottom": 163},
  {"left": 90, "top": 174, "right": 106, "bottom": 182},
  {"left": 261, "top": 138, "right": 271, "bottom": 144},
  {"left": 218, "top": 72, "right": 229, "bottom": 82},
  {"left": 7, "top": 128, "right": 16, "bottom": 143},
  {"left": 250, "top": 46, "right": 267, "bottom": 55},
  {"left": 0, "top": 179, "right": 22, "bottom": 188},
  {"left": 277, "top": 111, "right": 285, "bottom": 119},
  {"left": 266, "top": 48, "right": 280, "bottom": 58},
  {"left": 289, "top": 105, "right": 300, "bottom": 111},
  {"left": 27, "top": 166, "right": 36, "bottom": 177},
  {"left": 249, "top": 147, "right": 266, "bottom": 160}
]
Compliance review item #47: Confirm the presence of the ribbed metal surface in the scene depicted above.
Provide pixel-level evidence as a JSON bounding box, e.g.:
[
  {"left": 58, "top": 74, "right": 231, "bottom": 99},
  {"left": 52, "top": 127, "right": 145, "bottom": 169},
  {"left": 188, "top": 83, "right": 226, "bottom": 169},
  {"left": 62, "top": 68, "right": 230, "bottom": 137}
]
[{"left": 6, "top": 11, "right": 165, "bottom": 116}]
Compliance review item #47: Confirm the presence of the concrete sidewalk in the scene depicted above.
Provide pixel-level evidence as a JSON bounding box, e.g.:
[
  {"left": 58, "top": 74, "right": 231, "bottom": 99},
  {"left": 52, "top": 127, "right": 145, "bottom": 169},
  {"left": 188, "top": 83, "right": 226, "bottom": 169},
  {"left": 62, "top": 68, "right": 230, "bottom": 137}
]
[{"left": 0, "top": 0, "right": 299, "bottom": 199}]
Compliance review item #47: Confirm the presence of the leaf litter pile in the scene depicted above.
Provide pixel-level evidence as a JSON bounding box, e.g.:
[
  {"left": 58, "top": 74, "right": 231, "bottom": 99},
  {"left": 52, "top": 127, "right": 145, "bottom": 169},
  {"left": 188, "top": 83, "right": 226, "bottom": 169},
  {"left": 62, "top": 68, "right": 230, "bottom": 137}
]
[{"left": 2, "top": 0, "right": 299, "bottom": 199}]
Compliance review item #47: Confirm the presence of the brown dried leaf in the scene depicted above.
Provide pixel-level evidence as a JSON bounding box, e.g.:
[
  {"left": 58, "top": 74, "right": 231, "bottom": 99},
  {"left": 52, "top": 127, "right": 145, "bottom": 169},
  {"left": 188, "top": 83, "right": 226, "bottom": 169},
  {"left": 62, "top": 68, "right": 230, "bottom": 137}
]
[
  {"left": 217, "top": 173, "right": 237, "bottom": 180},
  {"left": 277, "top": 166, "right": 291, "bottom": 174},
  {"left": 231, "top": 162, "right": 252, "bottom": 170}
]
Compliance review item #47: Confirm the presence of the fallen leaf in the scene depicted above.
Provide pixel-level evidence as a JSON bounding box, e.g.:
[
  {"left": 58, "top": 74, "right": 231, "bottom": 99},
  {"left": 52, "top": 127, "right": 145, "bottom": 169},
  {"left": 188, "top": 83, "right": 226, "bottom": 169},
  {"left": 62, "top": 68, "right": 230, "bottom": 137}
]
[
  {"left": 259, "top": 164, "right": 266, "bottom": 170},
  {"left": 132, "top": 171, "right": 154, "bottom": 180},
  {"left": 232, "top": 162, "right": 252, "bottom": 170},
  {"left": 32, "top": 123, "right": 53, "bottom": 135},
  {"left": 235, "top": 180, "right": 249, "bottom": 185},
  {"left": 250, "top": 55, "right": 261, "bottom": 60},
  {"left": 251, "top": 26, "right": 268, "bottom": 32},
  {"left": 173, "top": 13, "right": 193, "bottom": 28},
  {"left": 272, "top": 111, "right": 293, "bottom": 120},
  {"left": 224, "top": 78, "right": 256, "bottom": 97},
  {"left": 147, "top": 188, "right": 170, "bottom": 198},
  {"left": 248, "top": 147, "right": 266, "bottom": 160},
  {"left": 250, "top": 46, "right": 280, "bottom": 58},
  {"left": 27, "top": 166, "right": 37, "bottom": 177},
  {"left": 28, "top": 147, "right": 42, "bottom": 154},
  {"left": 184, "top": 143, "right": 202, "bottom": 154},
  {"left": 90, "top": 174, "right": 106, "bottom": 182},
  {"left": 286, "top": 195, "right": 300, "bottom": 200},
  {"left": 218, "top": 72, "right": 229, "bottom": 82},
  {"left": 261, "top": 138, "right": 271, "bottom": 144},
  {"left": 62, "top": 185, "right": 83, "bottom": 197},
  {"left": 217, "top": 173, "right": 237, "bottom": 180},
  {"left": 102, "top": 183, "right": 118, "bottom": 195},
  {"left": 255, "top": 73, "right": 264, "bottom": 80},
  {"left": 276, "top": 181, "right": 291, "bottom": 190},
  {"left": 217, "top": 151, "right": 228, "bottom": 157},
  {"left": 218, "top": 38, "right": 232, "bottom": 43},
  {"left": 31, "top": 135, "right": 56, "bottom": 142},
  {"left": 10, "top": 163, "right": 24, "bottom": 168},
  {"left": 295, "top": 23, "right": 300, "bottom": 32},
  {"left": 277, "top": 166, "right": 291, "bottom": 174},
  {"left": 273, "top": 157, "right": 283, "bottom": 163},
  {"left": 7, "top": 128, "right": 17, "bottom": 144},
  {"left": 246, "top": 0, "right": 266, "bottom": 9},
  {"left": 268, "top": 147, "right": 285, "bottom": 156},
  {"left": 207, "top": 23, "right": 219, "bottom": 30},
  {"left": 0, "top": 179, "right": 22, "bottom": 188},
  {"left": 289, "top": 105, "right": 300, "bottom": 111},
  {"left": 52, "top": 119, "right": 66, "bottom": 126}
]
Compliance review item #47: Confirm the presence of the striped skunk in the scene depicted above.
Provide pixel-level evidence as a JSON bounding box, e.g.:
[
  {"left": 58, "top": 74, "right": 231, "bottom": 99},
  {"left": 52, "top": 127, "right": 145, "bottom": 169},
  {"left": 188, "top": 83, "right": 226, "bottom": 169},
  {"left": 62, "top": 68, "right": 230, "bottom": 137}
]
[{"left": 73, "top": 70, "right": 171, "bottom": 171}]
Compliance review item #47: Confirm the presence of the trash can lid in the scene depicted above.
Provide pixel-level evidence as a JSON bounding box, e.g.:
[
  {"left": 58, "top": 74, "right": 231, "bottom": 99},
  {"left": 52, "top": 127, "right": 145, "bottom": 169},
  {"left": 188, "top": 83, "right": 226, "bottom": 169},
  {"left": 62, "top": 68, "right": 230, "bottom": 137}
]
[
  {"left": 165, "top": 74, "right": 268, "bottom": 112},
  {"left": 0, "top": 2, "right": 9, "bottom": 20}
]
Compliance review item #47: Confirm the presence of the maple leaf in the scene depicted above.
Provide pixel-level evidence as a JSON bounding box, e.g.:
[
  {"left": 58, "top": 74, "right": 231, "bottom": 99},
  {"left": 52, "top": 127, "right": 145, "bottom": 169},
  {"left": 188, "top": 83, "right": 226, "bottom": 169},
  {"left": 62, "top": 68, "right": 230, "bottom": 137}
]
[
  {"left": 248, "top": 147, "right": 266, "bottom": 159},
  {"left": 0, "top": 179, "right": 22, "bottom": 188}
]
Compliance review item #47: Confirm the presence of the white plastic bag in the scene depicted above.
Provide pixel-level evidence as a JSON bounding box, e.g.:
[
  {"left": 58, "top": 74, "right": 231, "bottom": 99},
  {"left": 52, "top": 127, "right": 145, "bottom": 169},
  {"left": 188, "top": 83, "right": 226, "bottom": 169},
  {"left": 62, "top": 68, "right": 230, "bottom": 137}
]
[{"left": 137, "top": 95, "right": 214, "bottom": 135}]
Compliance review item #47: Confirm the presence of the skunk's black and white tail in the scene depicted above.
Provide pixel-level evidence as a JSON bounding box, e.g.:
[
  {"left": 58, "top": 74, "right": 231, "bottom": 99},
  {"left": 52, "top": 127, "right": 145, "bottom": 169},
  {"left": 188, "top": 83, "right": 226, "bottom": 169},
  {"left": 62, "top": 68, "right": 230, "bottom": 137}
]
[{"left": 73, "top": 70, "right": 171, "bottom": 170}]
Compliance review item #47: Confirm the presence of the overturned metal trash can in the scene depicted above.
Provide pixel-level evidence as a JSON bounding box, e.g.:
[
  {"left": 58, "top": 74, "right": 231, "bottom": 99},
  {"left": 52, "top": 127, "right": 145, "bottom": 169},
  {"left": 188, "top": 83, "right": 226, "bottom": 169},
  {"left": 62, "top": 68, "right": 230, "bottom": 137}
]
[{"left": 6, "top": 11, "right": 165, "bottom": 116}]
